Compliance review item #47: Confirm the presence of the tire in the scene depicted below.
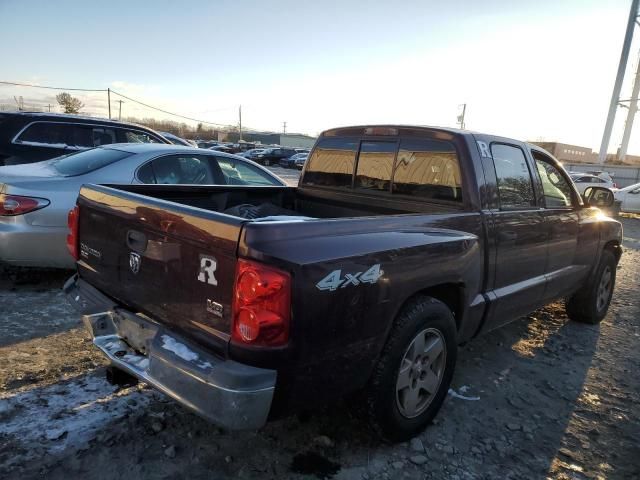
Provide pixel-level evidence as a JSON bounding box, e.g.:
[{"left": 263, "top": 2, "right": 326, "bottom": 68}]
[
  {"left": 566, "top": 249, "right": 616, "bottom": 324},
  {"left": 367, "top": 296, "right": 457, "bottom": 442}
]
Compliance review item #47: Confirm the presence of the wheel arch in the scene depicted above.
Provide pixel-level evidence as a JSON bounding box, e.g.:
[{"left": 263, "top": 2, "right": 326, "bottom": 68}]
[
  {"left": 393, "top": 282, "right": 465, "bottom": 332},
  {"left": 603, "top": 240, "right": 622, "bottom": 264}
]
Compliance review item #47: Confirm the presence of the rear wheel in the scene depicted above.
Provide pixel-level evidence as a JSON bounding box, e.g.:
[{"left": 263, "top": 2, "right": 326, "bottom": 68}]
[
  {"left": 367, "top": 296, "right": 457, "bottom": 441},
  {"left": 566, "top": 249, "right": 617, "bottom": 324}
]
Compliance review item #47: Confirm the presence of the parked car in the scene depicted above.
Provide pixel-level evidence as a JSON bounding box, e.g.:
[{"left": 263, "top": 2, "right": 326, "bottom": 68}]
[
  {"left": 208, "top": 145, "right": 234, "bottom": 153},
  {"left": 159, "top": 132, "right": 197, "bottom": 148},
  {"left": 614, "top": 182, "right": 640, "bottom": 213},
  {"left": 280, "top": 152, "right": 308, "bottom": 169},
  {"left": 0, "top": 112, "right": 169, "bottom": 166},
  {"left": 253, "top": 147, "right": 297, "bottom": 166},
  {"left": 293, "top": 152, "right": 308, "bottom": 169},
  {"left": 569, "top": 173, "right": 615, "bottom": 194},
  {"left": 0, "top": 144, "right": 284, "bottom": 269},
  {"left": 65, "top": 125, "right": 621, "bottom": 441},
  {"left": 240, "top": 148, "right": 267, "bottom": 159}
]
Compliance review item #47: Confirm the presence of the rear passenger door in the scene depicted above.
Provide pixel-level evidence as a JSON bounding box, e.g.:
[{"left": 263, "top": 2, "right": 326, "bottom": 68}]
[{"left": 481, "top": 142, "right": 548, "bottom": 332}]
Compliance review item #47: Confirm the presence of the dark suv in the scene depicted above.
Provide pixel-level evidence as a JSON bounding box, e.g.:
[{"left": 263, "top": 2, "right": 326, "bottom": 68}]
[
  {"left": 0, "top": 112, "right": 169, "bottom": 166},
  {"left": 253, "top": 147, "right": 297, "bottom": 166}
]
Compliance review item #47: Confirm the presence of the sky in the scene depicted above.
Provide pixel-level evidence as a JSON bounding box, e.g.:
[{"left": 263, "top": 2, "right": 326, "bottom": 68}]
[{"left": 0, "top": 0, "right": 639, "bottom": 154}]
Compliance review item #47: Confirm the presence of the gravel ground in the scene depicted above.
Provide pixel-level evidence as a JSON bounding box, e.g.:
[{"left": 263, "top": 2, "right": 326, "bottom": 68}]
[{"left": 1, "top": 171, "right": 639, "bottom": 479}]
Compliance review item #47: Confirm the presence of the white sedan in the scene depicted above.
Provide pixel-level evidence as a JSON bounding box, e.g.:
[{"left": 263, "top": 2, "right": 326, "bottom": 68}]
[
  {"left": 614, "top": 182, "right": 640, "bottom": 213},
  {"left": 570, "top": 173, "right": 615, "bottom": 194}
]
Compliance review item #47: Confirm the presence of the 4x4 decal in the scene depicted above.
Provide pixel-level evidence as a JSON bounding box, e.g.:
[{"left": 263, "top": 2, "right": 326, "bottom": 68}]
[{"left": 316, "top": 264, "right": 383, "bottom": 291}]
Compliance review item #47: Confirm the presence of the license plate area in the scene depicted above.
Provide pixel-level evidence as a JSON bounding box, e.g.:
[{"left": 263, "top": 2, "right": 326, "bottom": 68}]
[{"left": 112, "top": 309, "right": 158, "bottom": 355}]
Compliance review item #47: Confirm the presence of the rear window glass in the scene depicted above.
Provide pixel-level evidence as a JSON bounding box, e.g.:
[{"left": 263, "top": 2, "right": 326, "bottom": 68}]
[
  {"left": 49, "top": 148, "right": 131, "bottom": 176},
  {"left": 303, "top": 137, "right": 358, "bottom": 188},
  {"left": 355, "top": 141, "right": 395, "bottom": 192},
  {"left": 393, "top": 139, "right": 462, "bottom": 202}
]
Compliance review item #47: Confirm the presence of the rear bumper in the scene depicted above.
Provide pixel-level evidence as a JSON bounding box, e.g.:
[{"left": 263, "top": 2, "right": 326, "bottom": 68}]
[
  {"left": 0, "top": 219, "right": 72, "bottom": 268},
  {"left": 64, "top": 275, "right": 277, "bottom": 430}
]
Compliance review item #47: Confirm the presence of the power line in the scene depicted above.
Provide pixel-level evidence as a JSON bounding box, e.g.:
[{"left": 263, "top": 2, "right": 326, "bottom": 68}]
[
  {"left": 109, "top": 89, "right": 234, "bottom": 127},
  {"left": 0, "top": 80, "right": 106, "bottom": 92},
  {"left": 1, "top": 80, "right": 244, "bottom": 129}
]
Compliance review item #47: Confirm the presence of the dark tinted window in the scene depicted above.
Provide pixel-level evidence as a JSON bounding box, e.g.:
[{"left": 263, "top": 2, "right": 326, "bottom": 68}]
[
  {"left": 137, "top": 162, "right": 156, "bottom": 183},
  {"left": 491, "top": 144, "right": 535, "bottom": 209},
  {"left": 355, "top": 141, "right": 395, "bottom": 192},
  {"left": 124, "top": 130, "right": 162, "bottom": 143},
  {"left": 303, "top": 137, "right": 358, "bottom": 188},
  {"left": 393, "top": 139, "right": 462, "bottom": 202},
  {"left": 50, "top": 148, "right": 131, "bottom": 176},
  {"left": 17, "top": 122, "right": 117, "bottom": 149}
]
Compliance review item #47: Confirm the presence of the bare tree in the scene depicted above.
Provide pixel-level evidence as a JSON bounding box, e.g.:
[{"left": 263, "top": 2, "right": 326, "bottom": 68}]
[{"left": 56, "top": 92, "right": 84, "bottom": 114}]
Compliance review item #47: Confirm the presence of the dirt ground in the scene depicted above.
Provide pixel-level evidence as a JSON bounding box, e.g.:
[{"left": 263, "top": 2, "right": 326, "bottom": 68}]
[{"left": 1, "top": 206, "right": 639, "bottom": 479}]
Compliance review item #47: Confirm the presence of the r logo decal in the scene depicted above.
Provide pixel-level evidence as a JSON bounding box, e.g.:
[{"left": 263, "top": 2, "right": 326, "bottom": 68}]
[
  {"left": 198, "top": 255, "right": 218, "bottom": 286},
  {"left": 476, "top": 141, "right": 491, "bottom": 158}
]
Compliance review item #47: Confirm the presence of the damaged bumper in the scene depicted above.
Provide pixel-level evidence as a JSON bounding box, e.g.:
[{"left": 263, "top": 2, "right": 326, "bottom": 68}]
[{"left": 64, "top": 275, "right": 276, "bottom": 430}]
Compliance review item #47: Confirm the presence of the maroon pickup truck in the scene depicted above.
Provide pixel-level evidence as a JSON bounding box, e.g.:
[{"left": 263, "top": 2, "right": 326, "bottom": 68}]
[{"left": 64, "top": 125, "right": 622, "bottom": 440}]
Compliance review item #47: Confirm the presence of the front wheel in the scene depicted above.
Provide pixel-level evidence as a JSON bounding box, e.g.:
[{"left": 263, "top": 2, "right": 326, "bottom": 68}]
[
  {"left": 566, "top": 249, "right": 617, "bottom": 324},
  {"left": 367, "top": 296, "right": 457, "bottom": 441}
]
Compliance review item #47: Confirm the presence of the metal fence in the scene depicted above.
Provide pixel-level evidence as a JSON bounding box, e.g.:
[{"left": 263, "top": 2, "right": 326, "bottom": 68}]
[{"left": 565, "top": 163, "right": 640, "bottom": 188}]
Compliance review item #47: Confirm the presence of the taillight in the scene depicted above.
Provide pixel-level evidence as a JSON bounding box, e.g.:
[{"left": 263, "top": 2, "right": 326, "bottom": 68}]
[
  {"left": 232, "top": 259, "right": 291, "bottom": 347},
  {"left": 66, "top": 205, "right": 79, "bottom": 261},
  {"left": 0, "top": 194, "right": 49, "bottom": 216}
]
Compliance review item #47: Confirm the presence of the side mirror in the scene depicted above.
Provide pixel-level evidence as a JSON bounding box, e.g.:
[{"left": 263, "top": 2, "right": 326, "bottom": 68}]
[{"left": 583, "top": 186, "right": 615, "bottom": 208}]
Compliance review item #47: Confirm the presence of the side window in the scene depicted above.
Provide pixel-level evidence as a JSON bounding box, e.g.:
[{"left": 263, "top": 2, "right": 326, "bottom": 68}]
[
  {"left": 533, "top": 153, "right": 573, "bottom": 208},
  {"left": 124, "top": 130, "right": 162, "bottom": 144},
  {"left": 355, "top": 141, "right": 395, "bottom": 192},
  {"left": 91, "top": 127, "right": 117, "bottom": 146},
  {"left": 216, "top": 158, "right": 281, "bottom": 186},
  {"left": 151, "top": 155, "right": 212, "bottom": 184},
  {"left": 491, "top": 144, "right": 535, "bottom": 209},
  {"left": 16, "top": 122, "right": 79, "bottom": 149},
  {"left": 393, "top": 138, "right": 462, "bottom": 202},
  {"left": 68, "top": 125, "right": 117, "bottom": 148},
  {"left": 137, "top": 162, "right": 156, "bottom": 183},
  {"left": 303, "top": 137, "right": 359, "bottom": 189}
]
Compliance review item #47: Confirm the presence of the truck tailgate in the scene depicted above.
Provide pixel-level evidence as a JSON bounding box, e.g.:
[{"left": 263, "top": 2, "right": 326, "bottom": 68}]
[{"left": 75, "top": 184, "right": 245, "bottom": 357}]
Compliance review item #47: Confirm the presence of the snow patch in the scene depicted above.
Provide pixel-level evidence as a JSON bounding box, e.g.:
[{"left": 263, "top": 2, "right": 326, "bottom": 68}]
[
  {"left": 0, "top": 373, "right": 156, "bottom": 470},
  {"left": 160, "top": 335, "right": 199, "bottom": 362},
  {"left": 448, "top": 387, "right": 480, "bottom": 401}
]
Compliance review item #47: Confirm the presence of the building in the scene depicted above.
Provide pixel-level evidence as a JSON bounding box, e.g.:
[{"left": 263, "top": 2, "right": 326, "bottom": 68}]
[
  {"left": 529, "top": 140, "right": 640, "bottom": 165},
  {"left": 219, "top": 131, "right": 317, "bottom": 149},
  {"left": 530, "top": 142, "right": 598, "bottom": 163}
]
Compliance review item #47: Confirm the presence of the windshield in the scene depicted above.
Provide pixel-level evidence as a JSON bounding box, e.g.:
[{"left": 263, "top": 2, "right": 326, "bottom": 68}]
[{"left": 49, "top": 148, "right": 132, "bottom": 176}]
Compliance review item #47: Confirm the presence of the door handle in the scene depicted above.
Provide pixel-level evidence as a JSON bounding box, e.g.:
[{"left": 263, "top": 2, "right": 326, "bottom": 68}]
[{"left": 126, "top": 230, "right": 148, "bottom": 253}]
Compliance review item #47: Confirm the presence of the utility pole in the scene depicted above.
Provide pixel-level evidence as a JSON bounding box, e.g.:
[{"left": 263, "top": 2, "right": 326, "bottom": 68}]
[
  {"left": 598, "top": 0, "right": 639, "bottom": 164},
  {"left": 47, "top": 104, "right": 51, "bottom": 112},
  {"left": 457, "top": 104, "right": 467, "bottom": 129},
  {"left": 107, "top": 88, "right": 111, "bottom": 119},
  {"left": 618, "top": 51, "right": 640, "bottom": 162},
  {"left": 282, "top": 121, "right": 287, "bottom": 134},
  {"left": 117, "top": 100, "right": 124, "bottom": 120},
  {"left": 239, "top": 105, "right": 243, "bottom": 141}
]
